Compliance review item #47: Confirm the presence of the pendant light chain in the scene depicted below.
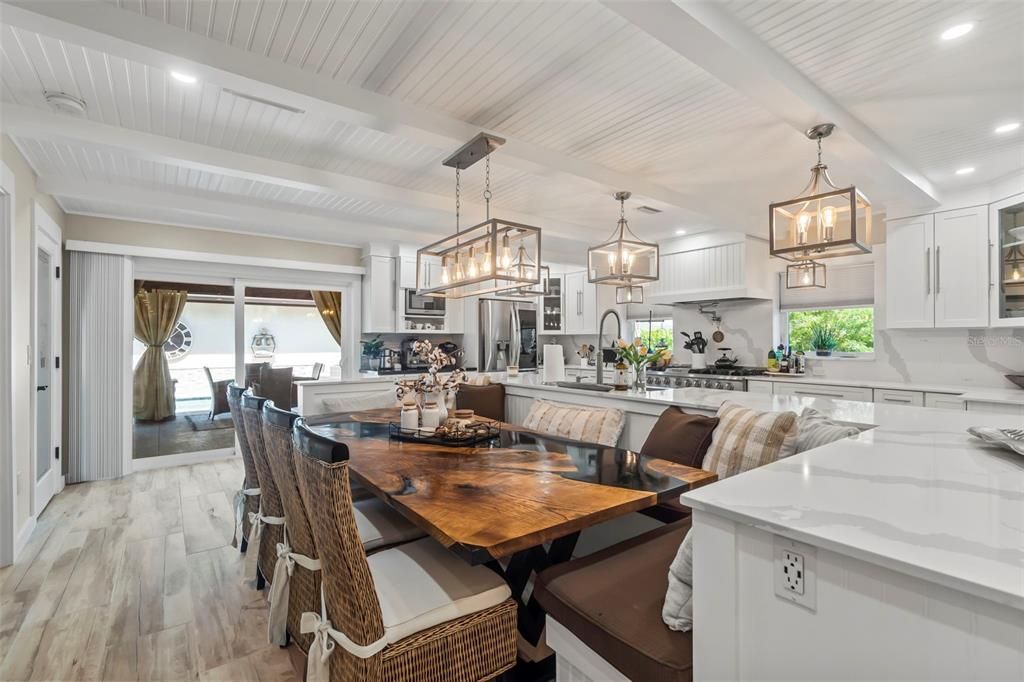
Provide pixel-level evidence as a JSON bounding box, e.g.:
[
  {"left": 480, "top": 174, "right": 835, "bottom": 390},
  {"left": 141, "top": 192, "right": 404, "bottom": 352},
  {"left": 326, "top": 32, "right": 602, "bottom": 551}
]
[
  {"left": 455, "top": 165, "right": 461, "bottom": 236},
  {"left": 484, "top": 155, "right": 492, "bottom": 221},
  {"left": 816, "top": 135, "right": 823, "bottom": 166}
]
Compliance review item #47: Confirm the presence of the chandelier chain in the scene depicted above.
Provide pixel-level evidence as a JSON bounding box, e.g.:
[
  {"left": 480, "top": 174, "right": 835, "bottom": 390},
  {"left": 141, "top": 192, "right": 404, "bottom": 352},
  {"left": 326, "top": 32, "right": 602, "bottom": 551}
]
[
  {"left": 484, "top": 156, "right": 492, "bottom": 220},
  {"left": 455, "top": 166, "right": 461, "bottom": 234},
  {"left": 817, "top": 136, "right": 823, "bottom": 166}
]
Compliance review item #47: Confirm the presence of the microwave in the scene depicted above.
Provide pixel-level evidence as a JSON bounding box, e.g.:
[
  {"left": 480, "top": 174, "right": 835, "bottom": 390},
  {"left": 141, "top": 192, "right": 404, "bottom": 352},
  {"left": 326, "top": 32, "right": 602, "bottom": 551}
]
[{"left": 405, "top": 290, "right": 446, "bottom": 316}]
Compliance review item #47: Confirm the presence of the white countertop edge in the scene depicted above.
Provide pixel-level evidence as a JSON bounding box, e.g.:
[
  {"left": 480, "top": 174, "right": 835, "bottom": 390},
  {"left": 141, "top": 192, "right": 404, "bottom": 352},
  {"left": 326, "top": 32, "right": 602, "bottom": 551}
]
[
  {"left": 747, "top": 375, "right": 1024, "bottom": 404},
  {"left": 685, "top": 504, "right": 1024, "bottom": 612}
]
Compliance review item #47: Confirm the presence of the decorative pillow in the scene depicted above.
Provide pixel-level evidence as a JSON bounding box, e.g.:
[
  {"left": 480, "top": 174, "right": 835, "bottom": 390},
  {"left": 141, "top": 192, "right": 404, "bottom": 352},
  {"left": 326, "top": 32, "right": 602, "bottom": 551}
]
[
  {"left": 796, "top": 408, "right": 860, "bottom": 453},
  {"left": 701, "top": 401, "right": 798, "bottom": 478},
  {"left": 640, "top": 407, "right": 719, "bottom": 467},
  {"left": 522, "top": 399, "right": 625, "bottom": 448},
  {"left": 663, "top": 529, "right": 694, "bottom": 632}
]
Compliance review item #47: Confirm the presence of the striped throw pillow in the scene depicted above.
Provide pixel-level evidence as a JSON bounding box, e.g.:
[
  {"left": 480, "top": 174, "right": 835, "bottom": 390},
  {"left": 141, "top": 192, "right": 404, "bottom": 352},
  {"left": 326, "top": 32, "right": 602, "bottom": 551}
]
[
  {"left": 522, "top": 399, "right": 625, "bottom": 447},
  {"left": 701, "top": 401, "right": 798, "bottom": 478},
  {"left": 796, "top": 408, "right": 860, "bottom": 453}
]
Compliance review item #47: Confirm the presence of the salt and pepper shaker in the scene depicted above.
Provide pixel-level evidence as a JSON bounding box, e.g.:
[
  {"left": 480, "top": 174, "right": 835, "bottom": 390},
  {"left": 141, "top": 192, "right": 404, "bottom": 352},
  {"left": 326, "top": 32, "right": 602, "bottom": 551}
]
[
  {"left": 421, "top": 400, "right": 440, "bottom": 430},
  {"left": 400, "top": 398, "right": 419, "bottom": 433}
]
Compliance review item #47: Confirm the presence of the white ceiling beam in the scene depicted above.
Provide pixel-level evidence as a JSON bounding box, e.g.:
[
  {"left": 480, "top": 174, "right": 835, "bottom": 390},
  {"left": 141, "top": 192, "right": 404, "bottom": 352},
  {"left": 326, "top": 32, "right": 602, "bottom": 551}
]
[
  {"left": 2, "top": 104, "right": 591, "bottom": 234},
  {"left": 37, "top": 176, "right": 429, "bottom": 246},
  {"left": 1, "top": 0, "right": 721, "bottom": 221},
  {"left": 602, "top": 0, "right": 941, "bottom": 207}
]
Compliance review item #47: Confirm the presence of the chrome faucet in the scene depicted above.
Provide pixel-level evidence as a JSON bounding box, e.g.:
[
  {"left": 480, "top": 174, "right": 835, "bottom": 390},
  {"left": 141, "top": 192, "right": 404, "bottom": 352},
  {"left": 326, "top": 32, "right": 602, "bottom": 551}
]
[{"left": 596, "top": 308, "right": 622, "bottom": 387}]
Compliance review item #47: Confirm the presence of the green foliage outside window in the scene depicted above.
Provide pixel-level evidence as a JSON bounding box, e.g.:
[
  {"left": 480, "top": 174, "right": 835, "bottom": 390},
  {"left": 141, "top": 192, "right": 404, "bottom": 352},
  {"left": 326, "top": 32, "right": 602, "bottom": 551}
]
[
  {"left": 788, "top": 308, "right": 874, "bottom": 354},
  {"left": 634, "top": 321, "right": 673, "bottom": 352}
]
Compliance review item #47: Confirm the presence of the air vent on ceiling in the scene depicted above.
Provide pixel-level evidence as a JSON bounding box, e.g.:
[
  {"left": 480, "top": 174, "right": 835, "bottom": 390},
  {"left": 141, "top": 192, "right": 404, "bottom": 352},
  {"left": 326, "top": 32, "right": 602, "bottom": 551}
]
[
  {"left": 44, "top": 91, "right": 87, "bottom": 116},
  {"left": 222, "top": 88, "right": 305, "bottom": 115},
  {"left": 636, "top": 205, "right": 662, "bottom": 214}
]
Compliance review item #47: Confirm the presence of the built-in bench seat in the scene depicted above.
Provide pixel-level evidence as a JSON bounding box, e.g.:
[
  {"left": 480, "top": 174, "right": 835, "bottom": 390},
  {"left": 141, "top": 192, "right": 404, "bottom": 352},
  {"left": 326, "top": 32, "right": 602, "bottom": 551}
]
[{"left": 535, "top": 519, "right": 693, "bottom": 682}]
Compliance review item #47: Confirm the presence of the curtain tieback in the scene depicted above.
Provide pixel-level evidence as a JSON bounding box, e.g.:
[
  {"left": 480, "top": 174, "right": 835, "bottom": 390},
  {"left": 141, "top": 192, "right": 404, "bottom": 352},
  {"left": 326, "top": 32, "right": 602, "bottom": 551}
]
[
  {"left": 231, "top": 487, "right": 261, "bottom": 549},
  {"left": 267, "top": 535, "right": 321, "bottom": 646},
  {"left": 301, "top": 585, "right": 388, "bottom": 681}
]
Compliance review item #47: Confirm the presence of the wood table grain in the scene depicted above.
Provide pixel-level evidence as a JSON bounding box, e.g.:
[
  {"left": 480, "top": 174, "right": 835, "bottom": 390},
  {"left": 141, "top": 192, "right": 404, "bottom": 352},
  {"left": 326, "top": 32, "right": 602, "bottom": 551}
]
[{"left": 305, "top": 408, "right": 717, "bottom": 564}]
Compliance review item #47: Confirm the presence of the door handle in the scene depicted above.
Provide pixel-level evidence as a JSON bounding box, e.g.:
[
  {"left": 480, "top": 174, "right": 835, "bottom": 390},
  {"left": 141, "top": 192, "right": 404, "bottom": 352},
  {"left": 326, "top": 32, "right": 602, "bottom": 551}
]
[
  {"left": 925, "top": 247, "right": 930, "bottom": 295},
  {"left": 935, "top": 245, "right": 941, "bottom": 294},
  {"left": 36, "top": 385, "right": 48, "bottom": 391}
]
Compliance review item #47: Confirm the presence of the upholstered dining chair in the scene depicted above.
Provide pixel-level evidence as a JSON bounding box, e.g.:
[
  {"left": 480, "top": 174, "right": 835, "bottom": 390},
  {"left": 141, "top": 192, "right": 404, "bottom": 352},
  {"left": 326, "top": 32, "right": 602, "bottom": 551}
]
[
  {"left": 261, "top": 402, "right": 426, "bottom": 651},
  {"left": 455, "top": 383, "right": 506, "bottom": 422},
  {"left": 227, "top": 382, "right": 261, "bottom": 553},
  {"left": 291, "top": 422, "right": 517, "bottom": 682},
  {"left": 257, "top": 366, "right": 295, "bottom": 411},
  {"left": 204, "top": 367, "right": 231, "bottom": 420},
  {"left": 240, "top": 393, "right": 285, "bottom": 591}
]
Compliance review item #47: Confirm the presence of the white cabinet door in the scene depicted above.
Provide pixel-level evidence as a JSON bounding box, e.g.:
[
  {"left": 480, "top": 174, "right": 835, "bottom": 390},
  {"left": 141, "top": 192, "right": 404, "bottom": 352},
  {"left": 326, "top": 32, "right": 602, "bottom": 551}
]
[
  {"left": 924, "top": 393, "right": 965, "bottom": 410},
  {"left": 445, "top": 297, "right": 464, "bottom": 334},
  {"left": 361, "top": 256, "right": 397, "bottom": 333},
  {"left": 966, "top": 400, "right": 1024, "bottom": 416},
  {"left": 773, "top": 382, "right": 873, "bottom": 402},
  {"left": 563, "top": 272, "right": 586, "bottom": 334},
  {"left": 580, "top": 276, "right": 597, "bottom": 334},
  {"left": 874, "top": 388, "right": 924, "bottom": 407},
  {"left": 398, "top": 256, "right": 417, "bottom": 290},
  {"left": 886, "top": 214, "right": 935, "bottom": 328},
  {"left": 746, "top": 380, "right": 774, "bottom": 395},
  {"left": 934, "top": 207, "right": 989, "bottom": 327}
]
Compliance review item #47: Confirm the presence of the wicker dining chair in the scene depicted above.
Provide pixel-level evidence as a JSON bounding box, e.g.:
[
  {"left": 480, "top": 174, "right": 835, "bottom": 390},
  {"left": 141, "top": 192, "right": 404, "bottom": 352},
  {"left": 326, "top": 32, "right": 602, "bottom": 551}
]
[
  {"left": 227, "top": 382, "right": 261, "bottom": 553},
  {"left": 240, "top": 393, "right": 284, "bottom": 591},
  {"left": 262, "top": 403, "right": 426, "bottom": 651},
  {"left": 291, "top": 422, "right": 517, "bottom": 682}
]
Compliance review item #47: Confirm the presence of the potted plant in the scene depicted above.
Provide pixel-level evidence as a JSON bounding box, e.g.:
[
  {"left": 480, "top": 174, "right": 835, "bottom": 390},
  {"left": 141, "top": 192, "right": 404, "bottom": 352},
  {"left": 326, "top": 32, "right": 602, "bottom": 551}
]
[
  {"left": 615, "top": 338, "right": 669, "bottom": 391},
  {"left": 360, "top": 334, "right": 385, "bottom": 371},
  {"left": 810, "top": 323, "right": 839, "bottom": 357}
]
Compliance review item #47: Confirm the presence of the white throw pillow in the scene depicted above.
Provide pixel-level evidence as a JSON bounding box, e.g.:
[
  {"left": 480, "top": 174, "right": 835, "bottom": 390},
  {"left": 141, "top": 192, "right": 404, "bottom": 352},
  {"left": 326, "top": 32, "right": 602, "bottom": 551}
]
[
  {"left": 796, "top": 408, "right": 861, "bottom": 453},
  {"left": 522, "top": 399, "right": 625, "bottom": 448},
  {"left": 663, "top": 529, "right": 694, "bottom": 632}
]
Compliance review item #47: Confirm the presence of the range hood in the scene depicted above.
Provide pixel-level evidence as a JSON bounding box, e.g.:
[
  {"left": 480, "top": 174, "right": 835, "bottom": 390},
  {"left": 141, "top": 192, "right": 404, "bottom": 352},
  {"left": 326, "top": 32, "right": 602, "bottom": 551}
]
[{"left": 644, "top": 234, "right": 776, "bottom": 305}]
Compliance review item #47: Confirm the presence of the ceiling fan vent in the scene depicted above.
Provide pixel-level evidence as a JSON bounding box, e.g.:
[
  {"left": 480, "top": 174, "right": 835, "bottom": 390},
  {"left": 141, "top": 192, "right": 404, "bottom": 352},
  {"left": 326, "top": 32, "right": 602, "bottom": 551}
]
[
  {"left": 43, "top": 91, "right": 87, "bottom": 116},
  {"left": 636, "top": 205, "right": 662, "bottom": 214}
]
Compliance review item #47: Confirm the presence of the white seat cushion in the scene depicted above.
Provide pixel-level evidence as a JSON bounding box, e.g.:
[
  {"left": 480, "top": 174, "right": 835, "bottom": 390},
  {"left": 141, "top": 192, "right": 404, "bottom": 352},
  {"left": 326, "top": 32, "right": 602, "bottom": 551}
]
[
  {"left": 354, "top": 497, "right": 425, "bottom": 551},
  {"left": 522, "top": 399, "right": 625, "bottom": 447},
  {"left": 368, "top": 537, "right": 512, "bottom": 645}
]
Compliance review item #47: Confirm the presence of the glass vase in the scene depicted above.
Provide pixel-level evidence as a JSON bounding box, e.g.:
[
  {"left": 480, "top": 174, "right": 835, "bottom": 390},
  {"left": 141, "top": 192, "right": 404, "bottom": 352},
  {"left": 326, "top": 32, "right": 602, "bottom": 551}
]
[{"left": 632, "top": 365, "right": 647, "bottom": 391}]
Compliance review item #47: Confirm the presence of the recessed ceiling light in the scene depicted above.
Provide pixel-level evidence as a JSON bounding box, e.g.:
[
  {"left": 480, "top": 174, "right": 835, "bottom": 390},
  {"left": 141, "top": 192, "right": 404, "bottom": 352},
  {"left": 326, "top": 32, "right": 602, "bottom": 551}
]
[
  {"left": 675, "top": 229, "right": 687, "bottom": 236},
  {"left": 940, "top": 23, "right": 973, "bottom": 40},
  {"left": 170, "top": 71, "right": 197, "bottom": 84},
  {"left": 955, "top": 167, "right": 976, "bottom": 175},
  {"left": 995, "top": 121, "right": 1021, "bottom": 134}
]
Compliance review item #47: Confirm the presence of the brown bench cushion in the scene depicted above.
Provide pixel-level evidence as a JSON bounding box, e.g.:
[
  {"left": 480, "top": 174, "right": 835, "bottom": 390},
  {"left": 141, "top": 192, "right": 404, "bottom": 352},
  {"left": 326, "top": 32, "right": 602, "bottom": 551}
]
[
  {"left": 641, "top": 407, "right": 719, "bottom": 467},
  {"left": 456, "top": 383, "right": 506, "bottom": 422},
  {"left": 535, "top": 519, "right": 693, "bottom": 682}
]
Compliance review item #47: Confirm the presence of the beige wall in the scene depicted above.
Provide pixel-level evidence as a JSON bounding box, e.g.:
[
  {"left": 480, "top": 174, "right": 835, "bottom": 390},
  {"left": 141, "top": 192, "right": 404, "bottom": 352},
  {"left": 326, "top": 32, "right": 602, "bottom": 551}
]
[
  {"left": 65, "top": 215, "right": 362, "bottom": 266},
  {"left": 1, "top": 134, "right": 66, "bottom": 537}
]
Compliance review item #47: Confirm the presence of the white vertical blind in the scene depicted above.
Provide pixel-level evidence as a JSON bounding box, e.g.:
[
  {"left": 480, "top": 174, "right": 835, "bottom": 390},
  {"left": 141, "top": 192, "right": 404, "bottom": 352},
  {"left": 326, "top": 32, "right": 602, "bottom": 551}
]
[
  {"left": 779, "top": 262, "right": 875, "bottom": 311},
  {"left": 68, "top": 252, "right": 131, "bottom": 482}
]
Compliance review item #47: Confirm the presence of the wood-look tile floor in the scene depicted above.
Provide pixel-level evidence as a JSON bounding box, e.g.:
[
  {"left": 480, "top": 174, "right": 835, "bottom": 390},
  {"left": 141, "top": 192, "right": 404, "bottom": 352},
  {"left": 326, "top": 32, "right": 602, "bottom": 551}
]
[{"left": 0, "top": 458, "right": 305, "bottom": 681}]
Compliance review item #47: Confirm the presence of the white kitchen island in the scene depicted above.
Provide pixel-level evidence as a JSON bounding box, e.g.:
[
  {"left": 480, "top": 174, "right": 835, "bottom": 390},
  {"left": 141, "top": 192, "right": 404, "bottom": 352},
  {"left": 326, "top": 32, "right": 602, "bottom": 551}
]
[{"left": 502, "top": 376, "right": 1024, "bottom": 681}]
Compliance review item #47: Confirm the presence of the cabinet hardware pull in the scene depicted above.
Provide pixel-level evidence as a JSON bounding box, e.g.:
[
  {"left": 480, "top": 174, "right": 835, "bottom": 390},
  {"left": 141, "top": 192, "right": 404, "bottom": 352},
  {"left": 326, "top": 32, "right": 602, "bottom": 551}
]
[
  {"left": 884, "top": 397, "right": 912, "bottom": 403},
  {"left": 925, "top": 247, "right": 930, "bottom": 295},
  {"left": 935, "top": 245, "right": 941, "bottom": 294},
  {"left": 795, "top": 390, "right": 844, "bottom": 398}
]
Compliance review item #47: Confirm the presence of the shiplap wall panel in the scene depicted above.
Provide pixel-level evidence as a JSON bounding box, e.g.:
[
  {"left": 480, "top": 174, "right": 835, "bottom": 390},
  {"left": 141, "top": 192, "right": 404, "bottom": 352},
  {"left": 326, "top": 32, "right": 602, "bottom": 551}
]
[{"left": 68, "top": 251, "right": 130, "bottom": 482}]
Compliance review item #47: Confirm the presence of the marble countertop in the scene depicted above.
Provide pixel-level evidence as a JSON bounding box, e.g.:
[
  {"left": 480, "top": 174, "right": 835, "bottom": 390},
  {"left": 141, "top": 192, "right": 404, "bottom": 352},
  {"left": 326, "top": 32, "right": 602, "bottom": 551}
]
[
  {"left": 505, "top": 374, "right": 1024, "bottom": 610},
  {"left": 747, "top": 374, "right": 1024, "bottom": 405}
]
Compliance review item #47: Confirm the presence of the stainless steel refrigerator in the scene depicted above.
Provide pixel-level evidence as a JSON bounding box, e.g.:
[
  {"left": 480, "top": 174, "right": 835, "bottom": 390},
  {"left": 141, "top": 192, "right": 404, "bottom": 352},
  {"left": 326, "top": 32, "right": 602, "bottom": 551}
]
[{"left": 478, "top": 299, "right": 537, "bottom": 371}]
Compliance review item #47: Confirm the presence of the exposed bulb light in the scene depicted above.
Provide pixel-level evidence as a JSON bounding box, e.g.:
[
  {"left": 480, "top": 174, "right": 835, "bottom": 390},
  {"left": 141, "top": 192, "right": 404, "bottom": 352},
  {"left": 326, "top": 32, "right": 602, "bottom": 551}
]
[
  {"left": 955, "top": 166, "right": 976, "bottom": 175},
  {"left": 499, "top": 234, "right": 512, "bottom": 270},
  {"left": 481, "top": 242, "right": 492, "bottom": 275},
  {"left": 440, "top": 256, "right": 451, "bottom": 285},
  {"left": 940, "top": 23, "right": 973, "bottom": 40},
  {"left": 467, "top": 246, "right": 479, "bottom": 278},
  {"left": 795, "top": 212, "right": 812, "bottom": 244},
  {"left": 802, "top": 269, "right": 811, "bottom": 285},
  {"left": 170, "top": 71, "right": 197, "bottom": 84},
  {"left": 995, "top": 122, "right": 1021, "bottom": 134},
  {"left": 1013, "top": 266, "right": 1021, "bottom": 281}
]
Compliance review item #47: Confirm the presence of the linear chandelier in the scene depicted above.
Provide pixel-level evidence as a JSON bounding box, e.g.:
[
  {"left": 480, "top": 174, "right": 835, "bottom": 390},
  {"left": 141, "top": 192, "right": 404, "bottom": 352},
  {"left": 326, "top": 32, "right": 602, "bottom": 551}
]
[
  {"left": 416, "top": 133, "right": 542, "bottom": 299},
  {"left": 588, "top": 191, "right": 659, "bottom": 287}
]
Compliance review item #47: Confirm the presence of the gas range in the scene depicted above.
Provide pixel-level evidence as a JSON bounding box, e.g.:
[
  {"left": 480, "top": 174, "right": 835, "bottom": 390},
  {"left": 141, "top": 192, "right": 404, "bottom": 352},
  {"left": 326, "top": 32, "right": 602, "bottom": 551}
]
[{"left": 646, "top": 365, "right": 767, "bottom": 391}]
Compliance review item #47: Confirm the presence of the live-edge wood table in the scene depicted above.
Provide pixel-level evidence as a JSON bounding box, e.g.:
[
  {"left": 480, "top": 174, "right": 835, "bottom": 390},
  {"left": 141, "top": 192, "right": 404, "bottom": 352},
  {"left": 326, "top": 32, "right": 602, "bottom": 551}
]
[{"left": 306, "top": 408, "right": 718, "bottom": 650}]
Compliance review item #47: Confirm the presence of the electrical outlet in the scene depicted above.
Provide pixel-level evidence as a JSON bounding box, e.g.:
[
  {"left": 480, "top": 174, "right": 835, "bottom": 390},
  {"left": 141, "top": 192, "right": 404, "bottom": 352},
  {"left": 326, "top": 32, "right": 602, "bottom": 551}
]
[{"left": 774, "top": 536, "right": 816, "bottom": 611}]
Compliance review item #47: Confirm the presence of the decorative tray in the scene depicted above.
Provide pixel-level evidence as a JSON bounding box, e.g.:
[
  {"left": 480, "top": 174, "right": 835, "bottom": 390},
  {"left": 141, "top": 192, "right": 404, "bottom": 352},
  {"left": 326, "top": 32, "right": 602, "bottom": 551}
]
[
  {"left": 388, "top": 422, "right": 501, "bottom": 448},
  {"left": 967, "top": 426, "right": 1024, "bottom": 456}
]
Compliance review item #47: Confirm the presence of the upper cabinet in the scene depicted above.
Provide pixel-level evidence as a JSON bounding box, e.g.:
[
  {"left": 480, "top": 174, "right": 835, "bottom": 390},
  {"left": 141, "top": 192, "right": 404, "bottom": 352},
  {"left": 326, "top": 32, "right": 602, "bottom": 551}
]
[
  {"left": 646, "top": 236, "right": 774, "bottom": 304},
  {"left": 990, "top": 194, "right": 1024, "bottom": 327},
  {"left": 563, "top": 271, "right": 597, "bottom": 334},
  {"left": 886, "top": 206, "right": 989, "bottom": 329},
  {"left": 362, "top": 255, "right": 398, "bottom": 333}
]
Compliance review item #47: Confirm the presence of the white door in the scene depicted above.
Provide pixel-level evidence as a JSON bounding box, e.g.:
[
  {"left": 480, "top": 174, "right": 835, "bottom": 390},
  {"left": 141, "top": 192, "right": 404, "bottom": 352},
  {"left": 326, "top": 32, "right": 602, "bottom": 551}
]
[
  {"left": 934, "top": 207, "right": 989, "bottom": 327},
  {"left": 33, "top": 217, "right": 62, "bottom": 515},
  {"left": 885, "top": 214, "right": 935, "bottom": 328}
]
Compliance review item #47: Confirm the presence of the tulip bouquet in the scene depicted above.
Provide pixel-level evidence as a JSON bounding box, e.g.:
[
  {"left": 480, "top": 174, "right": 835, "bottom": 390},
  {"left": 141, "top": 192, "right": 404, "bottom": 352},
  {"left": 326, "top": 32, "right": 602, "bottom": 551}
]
[{"left": 615, "top": 338, "right": 669, "bottom": 390}]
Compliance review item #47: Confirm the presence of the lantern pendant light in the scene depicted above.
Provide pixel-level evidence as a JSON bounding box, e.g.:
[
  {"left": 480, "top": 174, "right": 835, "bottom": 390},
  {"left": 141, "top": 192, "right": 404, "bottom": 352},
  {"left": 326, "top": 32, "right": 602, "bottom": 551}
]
[
  {"left": 786, "top": 260, "right": 826, "bottom": 289},
  {"left": 588, "top": 191, "right": 660, "bottom": 286},
  {"left": 416, "top": 134, "right": 542, "bottom": 299},
  {"left": 769, "top": 123, "right": 872, "bottom": 262}
]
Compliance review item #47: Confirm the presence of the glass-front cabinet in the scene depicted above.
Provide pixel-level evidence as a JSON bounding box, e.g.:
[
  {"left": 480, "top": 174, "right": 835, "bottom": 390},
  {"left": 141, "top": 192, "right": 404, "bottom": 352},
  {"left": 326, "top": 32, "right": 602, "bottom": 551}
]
[
  {"left": 541, "top": 276, "right": 563, "bottom": 332},
  {"left": 991, "top": 194, "right": 1024, "bottom": 326}
]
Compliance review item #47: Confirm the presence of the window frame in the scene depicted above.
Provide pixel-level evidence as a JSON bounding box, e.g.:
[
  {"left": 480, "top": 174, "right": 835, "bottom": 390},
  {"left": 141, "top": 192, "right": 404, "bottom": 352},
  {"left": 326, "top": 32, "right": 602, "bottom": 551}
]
[
  {"left": 633, "top": 318, "right": 674, "bottom": 352},
  {"left": 784, "top": 304, "right": 876, "bottom": 360}
]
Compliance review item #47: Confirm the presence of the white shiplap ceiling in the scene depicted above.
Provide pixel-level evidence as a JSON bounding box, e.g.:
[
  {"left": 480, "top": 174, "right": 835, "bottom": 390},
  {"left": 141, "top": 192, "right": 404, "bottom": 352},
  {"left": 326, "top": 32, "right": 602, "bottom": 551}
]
[{"left": 1, "top": 0, "right": 1021, "bottom": 254}]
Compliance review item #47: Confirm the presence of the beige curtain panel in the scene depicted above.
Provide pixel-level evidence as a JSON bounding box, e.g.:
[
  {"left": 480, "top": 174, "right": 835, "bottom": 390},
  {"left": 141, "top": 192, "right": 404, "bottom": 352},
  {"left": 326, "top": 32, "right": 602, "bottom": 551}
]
[
  {"left": 311, "top": 290, "right": 342, "bottom": 345},
  {"left": 133, "top": 289, "right": 188, "bottom": 421}
]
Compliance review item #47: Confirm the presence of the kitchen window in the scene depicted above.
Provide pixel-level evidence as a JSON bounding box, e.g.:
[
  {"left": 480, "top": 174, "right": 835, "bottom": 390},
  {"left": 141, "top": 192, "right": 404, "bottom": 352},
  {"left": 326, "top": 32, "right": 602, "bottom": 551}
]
[
  {"left": 786, "top": 307, "right": 874, "bottom": 356},
  {"left": 634, "top": 318, "right": 673, "bottom": 352}
]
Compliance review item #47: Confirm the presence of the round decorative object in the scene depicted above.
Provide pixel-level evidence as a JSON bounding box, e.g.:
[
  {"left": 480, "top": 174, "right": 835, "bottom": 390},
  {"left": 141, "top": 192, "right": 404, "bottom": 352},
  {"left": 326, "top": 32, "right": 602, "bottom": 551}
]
[{"left": 163, "top": 321, "right": 193, "bottom": 360}]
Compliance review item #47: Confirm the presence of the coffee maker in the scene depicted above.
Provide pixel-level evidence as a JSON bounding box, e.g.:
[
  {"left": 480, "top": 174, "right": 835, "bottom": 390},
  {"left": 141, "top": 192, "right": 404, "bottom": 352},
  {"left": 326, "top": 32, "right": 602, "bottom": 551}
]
[
  {"left": 378, "top": 348, "right": 399, "bottom": 372},
  {"left": 401, "top": 338, "right": 429, "bottom": 371}
]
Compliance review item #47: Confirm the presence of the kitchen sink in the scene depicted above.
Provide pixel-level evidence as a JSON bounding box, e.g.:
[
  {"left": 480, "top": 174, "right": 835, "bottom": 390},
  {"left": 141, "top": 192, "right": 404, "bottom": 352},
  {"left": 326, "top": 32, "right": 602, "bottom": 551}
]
[{"left": 554, "top": 381, "right": 615, "bottom": 392}]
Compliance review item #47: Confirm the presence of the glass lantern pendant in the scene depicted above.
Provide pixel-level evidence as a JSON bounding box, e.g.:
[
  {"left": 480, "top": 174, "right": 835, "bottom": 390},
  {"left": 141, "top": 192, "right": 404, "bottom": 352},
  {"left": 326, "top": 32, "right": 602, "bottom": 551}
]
[
  {"left": 786, "top": 260, "right": 826, "bottom": 289},
  {"left": 615, "top": 285, "right": 644, "bottom": 304},
  {"left": 588, "top": 191, "right": 660, "bottom": 286},
  {"left": 416, "top": 133, "right": 543, "bottom": 299},
  {"left": 770, "top": 124, "right": 872, "bottom": 261}
]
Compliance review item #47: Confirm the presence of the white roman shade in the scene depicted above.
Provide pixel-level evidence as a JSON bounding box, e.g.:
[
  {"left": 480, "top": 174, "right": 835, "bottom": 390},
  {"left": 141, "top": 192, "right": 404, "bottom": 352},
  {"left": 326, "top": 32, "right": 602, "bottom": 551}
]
[
  {"left": 68, "top": 251, "right": 132, "bottom": 482},
  {"left": 779, "top": 262, "right": 874, "bottom": 311}
]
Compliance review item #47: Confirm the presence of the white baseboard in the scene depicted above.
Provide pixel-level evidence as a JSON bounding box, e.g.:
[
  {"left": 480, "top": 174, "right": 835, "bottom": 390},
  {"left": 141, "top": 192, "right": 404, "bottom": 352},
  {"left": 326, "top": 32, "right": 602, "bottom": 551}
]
[
  {"left": 14, "top": 516, "right": 37, "bottom": 562},
  {"left": 131, "top": 448, "right": 235, "bottom": 472}
]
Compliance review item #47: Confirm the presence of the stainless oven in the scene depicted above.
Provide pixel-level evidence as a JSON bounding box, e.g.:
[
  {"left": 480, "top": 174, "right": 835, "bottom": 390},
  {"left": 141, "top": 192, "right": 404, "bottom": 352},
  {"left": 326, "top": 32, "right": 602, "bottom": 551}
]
[{"left": 405, "top": 289, "right": 446, "bottom": 316}]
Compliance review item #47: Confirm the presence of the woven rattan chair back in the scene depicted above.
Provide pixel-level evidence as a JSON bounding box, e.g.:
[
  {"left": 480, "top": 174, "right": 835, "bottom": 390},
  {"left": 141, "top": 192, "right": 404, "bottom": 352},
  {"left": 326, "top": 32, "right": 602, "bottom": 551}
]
[
  {"left": 261, "top": 401, "right": 317, "bottom": 652},
  {"left": 240, "top": 393, "right": 282, "bottom": 583},
  {"left": 227, "top": 383, "right": 261, "bottom": 543},
  {"left": 292, "top": 421, "right": 386, "bottom": 678}
]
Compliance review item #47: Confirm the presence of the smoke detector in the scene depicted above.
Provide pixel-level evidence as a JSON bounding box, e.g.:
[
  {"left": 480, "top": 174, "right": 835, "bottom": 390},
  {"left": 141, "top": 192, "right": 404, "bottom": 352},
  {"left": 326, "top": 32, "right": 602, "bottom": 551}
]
[{"left": 44, "top": 91, "right": 87, "bottom": 116}]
